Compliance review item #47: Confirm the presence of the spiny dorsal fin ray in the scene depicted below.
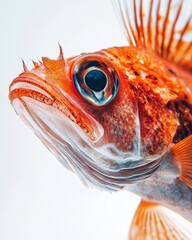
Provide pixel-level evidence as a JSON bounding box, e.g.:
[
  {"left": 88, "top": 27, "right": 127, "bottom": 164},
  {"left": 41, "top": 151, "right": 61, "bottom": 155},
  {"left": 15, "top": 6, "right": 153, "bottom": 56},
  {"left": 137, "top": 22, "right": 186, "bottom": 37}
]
[
  {"left": 41, "top": 44, "right": 65, "bottom": 73},
  {"left": 129, "top": 200, "right": 192, "bottom": 240},
  {"left": 113, "top": 0, "right": 192, "bottom": 71}
]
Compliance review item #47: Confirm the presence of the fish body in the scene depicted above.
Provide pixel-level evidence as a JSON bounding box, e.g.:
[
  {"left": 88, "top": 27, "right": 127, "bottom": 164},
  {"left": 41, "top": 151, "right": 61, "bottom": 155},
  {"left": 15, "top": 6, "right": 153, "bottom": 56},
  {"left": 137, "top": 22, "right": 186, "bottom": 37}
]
[{"left": 9, "top": 0, "right": 192, "bottom": 239}]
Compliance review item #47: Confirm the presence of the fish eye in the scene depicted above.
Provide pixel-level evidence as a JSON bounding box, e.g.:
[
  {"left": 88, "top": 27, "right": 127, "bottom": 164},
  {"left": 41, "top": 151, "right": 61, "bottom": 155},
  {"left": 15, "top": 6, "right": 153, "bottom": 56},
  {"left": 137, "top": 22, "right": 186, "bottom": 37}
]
[
  {"left": 84, "top": 69, "right": 107, "bottom": 92},
  {"left": 72, "top": 55, "right": 120, "bottom": 106}
]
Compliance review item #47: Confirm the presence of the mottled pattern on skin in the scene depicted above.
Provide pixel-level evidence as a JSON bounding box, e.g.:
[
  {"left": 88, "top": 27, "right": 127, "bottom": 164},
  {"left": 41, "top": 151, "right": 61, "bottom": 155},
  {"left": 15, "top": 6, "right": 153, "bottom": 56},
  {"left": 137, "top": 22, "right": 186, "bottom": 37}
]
[
  {"left": 167, "top": 100, "right": 192, "bottom": 143},
  {"left": 86, "top": 86, "right": 138, "bottom": 152},
  {"left": 101, "top": 46, "right": 192, "bottom": 155}
]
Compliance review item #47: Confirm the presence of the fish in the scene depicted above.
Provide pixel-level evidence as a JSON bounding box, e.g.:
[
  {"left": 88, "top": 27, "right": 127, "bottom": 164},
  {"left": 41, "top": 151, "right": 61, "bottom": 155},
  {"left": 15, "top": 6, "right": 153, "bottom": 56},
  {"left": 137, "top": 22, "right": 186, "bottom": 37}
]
[{"left": 9, "top": 0, "right": 192, "bottom": 239}]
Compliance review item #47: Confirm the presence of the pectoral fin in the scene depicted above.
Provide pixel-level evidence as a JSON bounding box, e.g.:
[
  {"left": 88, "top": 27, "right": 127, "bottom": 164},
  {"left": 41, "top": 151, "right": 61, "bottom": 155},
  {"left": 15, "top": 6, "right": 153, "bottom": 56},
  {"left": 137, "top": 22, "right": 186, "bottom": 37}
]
[
  {"left": 129, "top": 199, "right": 192, "bottom": 240},
  {"left": 171, "top": 135, "right": 192, "bottom": 188}
]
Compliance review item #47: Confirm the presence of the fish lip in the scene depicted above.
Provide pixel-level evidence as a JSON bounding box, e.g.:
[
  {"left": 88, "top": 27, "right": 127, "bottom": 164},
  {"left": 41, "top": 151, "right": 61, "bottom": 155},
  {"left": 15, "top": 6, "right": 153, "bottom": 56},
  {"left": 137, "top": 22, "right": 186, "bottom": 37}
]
[{"left": 9, "top": 72, "right": 104, "bottom": 142}]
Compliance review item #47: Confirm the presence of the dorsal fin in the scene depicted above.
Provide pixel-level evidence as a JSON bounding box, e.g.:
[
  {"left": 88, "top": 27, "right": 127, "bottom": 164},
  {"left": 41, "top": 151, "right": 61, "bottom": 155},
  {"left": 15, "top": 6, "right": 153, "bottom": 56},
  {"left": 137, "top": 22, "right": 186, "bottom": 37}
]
[{"left": 113, "top": 0, "right": 192, "bottom": 71}]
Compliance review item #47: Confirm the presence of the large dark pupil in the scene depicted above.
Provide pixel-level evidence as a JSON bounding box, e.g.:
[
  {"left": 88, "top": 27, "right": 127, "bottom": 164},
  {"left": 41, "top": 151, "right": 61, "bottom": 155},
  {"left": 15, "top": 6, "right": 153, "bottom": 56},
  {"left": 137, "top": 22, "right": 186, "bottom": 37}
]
[{"left": 85, "top": 69, "right": 107, "bottom": 92}]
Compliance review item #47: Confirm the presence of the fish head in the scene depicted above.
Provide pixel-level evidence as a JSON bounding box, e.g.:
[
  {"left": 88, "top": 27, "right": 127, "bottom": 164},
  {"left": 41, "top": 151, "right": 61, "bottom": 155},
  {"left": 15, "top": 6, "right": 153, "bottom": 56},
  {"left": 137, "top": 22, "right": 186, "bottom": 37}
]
[{"left": 9, "top": 46, "right": 170, "bottom": 190}]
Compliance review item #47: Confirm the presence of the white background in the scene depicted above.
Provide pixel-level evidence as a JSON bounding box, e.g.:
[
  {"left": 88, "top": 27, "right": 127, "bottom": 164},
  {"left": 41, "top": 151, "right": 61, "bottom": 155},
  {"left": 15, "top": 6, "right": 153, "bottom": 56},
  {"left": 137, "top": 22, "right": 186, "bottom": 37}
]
[{"left": 0, "top": 0, "right": 140, "bottom": 240}]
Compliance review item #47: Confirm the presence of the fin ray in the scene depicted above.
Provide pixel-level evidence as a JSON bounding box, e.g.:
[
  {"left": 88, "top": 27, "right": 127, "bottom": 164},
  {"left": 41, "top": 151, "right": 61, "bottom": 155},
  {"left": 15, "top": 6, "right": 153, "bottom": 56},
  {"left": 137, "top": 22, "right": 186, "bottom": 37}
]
[
  {"left": 139, "top": 0, "right": 145, "bottom": 47},
  {"left": 166, "top": 0, "right": 183, "bottom": 58},
  {"left": 155, "top": 0, "right": 161, "bottom": 54},
  {"left": 129, "top": 200, "right": 192, "bottom": 240},
  {"left": 133, "top": 0, "right": 140, "bottom": 43},
  {"left": 161, "top": 0, "right": 172, "bottom": 57},
  {"left": 147, "top": 0, "right": 154, "bottom": 48},
  {"left": 171, "top": 135, "right": 192, "bottom": 188},
  {"left": 114, "top": 0, "right": 192, "bottom": 71}
]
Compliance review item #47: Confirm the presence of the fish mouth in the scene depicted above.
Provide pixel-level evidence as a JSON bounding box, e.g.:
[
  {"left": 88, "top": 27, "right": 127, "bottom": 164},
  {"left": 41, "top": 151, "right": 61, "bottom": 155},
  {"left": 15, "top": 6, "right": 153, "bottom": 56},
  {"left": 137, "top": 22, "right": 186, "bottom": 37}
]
[{"left": 9, "top": 71, "right": 103, "bottom": 142}]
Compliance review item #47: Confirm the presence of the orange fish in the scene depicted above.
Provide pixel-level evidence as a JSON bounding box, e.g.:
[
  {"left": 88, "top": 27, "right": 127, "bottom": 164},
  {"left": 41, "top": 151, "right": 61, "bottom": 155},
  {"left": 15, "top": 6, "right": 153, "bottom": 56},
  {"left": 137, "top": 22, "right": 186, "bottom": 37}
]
[{"left": 9, "top": 0, "right": 192, "bottom": 239}]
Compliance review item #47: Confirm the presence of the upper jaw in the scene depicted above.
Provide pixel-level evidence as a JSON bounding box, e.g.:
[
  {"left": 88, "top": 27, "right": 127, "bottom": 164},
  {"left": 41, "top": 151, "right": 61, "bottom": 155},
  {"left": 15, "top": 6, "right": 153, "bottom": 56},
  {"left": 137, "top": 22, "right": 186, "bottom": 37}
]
[{"left": 9, "top": 70, "right": 103, "bottom": 142}]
